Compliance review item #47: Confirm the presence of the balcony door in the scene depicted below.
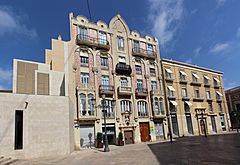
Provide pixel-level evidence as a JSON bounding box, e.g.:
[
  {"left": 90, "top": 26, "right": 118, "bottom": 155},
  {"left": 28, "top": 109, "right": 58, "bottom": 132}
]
[
  {"left": 137, "top": 79, "right": 143, "bottom": 90},
  {"left": 98, "top": 31, "right": 107, "bottom": 45},
  {"left": 79, "top": 27, "right": 87, "bottom": 40},
  {"left": 102, "top": 76, "right": 109, "bottom": 86}
]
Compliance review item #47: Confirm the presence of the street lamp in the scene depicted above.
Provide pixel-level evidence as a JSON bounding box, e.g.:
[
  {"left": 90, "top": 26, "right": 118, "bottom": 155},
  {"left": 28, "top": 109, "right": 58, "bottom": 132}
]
[{"left": 101, "top": 93, "right": 116, "bottom": 152}]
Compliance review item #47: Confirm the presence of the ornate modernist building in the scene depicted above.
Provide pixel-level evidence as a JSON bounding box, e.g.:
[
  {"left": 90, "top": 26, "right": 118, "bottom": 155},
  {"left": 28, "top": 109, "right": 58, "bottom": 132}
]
[{"left": 45, "top": 13, "right": 166, "bottom": 149}]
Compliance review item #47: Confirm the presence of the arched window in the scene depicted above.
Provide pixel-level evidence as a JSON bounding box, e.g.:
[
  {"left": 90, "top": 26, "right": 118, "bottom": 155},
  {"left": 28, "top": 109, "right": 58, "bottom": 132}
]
[
  {"left": 138, "top": 101, "right": 148, "bottom": 117},
  {"left": 159, "top": 98, "right": 164, "bottom": 115},
  {"left": 120, "top": 100, "right": 132, "bottom": 113},
  {"left": 80, "top": 93, "right": 86, "bottom": 116},
  {"left": 88, "top": 94, "right": 94, "bottom": 116}
]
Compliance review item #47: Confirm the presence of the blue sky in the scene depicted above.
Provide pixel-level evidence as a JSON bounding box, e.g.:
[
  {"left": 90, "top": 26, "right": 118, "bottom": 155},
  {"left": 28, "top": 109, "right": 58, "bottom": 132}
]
[{"left": 0, "top": 0, "right": 240, "bottom": 90}]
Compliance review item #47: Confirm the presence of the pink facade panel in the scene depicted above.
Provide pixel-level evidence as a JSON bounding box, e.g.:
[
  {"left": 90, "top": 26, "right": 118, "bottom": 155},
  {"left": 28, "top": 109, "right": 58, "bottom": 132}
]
[
  {"left": 74, "top": 51, "right": 81, "bottom": 87},
  {"left": 108, "top": 57, "right": 113, "bottom": 86},
  {"left": 107, "top": 34, "right": 111, "bottom": 52},
  {"left": 88, "top": 54, "right": 94, "bottom": 87},
  {"left": 96, "top": 55, "right": 102, "bottom": 86},
  {"left": 140, "top": 42, "right": 146, "bottom": 50},
  {"left": 141, "top": 62, "right": 146, "bottom": 89},
  {"left": 89, "top": 29, "right": 97, "bottom": 39}
]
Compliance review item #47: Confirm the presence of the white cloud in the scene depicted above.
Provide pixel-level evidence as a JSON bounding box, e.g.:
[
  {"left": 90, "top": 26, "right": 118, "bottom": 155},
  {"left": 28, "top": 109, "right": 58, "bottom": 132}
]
[
  {"left": 236, "top": 27, "right": 240, "bottom": 38},
  {"left": 185, "top": 58, "right": 192, "bottom": 64},
  {"left": 193, "top": 47, "right": 201, "bottom": 57},
  {"left": 0, "top": 67, "right": 12, "bottom": 90},
  {"left": 216, "top": 0, "right": 226, "bottom": 6},
  {"left": 148, "top": 0, "right": 184, "bottom": 46},
  {"left": 209, "top": 43, "right": 230, "bottom": 54},
  {"left": 0, "top": 6, "right": 37, "bottom": 39}
]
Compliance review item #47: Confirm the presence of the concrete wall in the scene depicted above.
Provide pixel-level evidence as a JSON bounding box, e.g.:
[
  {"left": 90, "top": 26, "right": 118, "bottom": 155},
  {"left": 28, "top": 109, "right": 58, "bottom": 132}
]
[{"left": 0, "top": 93, "right": 74, "bottom": 159}]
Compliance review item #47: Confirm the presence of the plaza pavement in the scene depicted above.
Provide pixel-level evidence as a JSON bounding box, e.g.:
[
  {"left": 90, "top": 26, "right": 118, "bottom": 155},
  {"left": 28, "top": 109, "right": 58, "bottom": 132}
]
[{"left": 13, "top": 133, "right": 240, "bottom": 165}]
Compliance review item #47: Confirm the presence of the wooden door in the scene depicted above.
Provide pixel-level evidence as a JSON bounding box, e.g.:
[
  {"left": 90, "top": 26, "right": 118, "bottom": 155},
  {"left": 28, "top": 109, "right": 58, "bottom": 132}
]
[
  {"left": 140, "top": 122, "right": 150, "bottom": 142},
  {"left": 124, "top": 131, "right": 133, "bottom": 144}
]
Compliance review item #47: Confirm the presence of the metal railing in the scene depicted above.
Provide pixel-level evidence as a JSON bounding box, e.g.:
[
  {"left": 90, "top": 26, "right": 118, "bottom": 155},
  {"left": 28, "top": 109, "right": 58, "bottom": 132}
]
[
  {"left": 132, "top": 47, "right": 156, "bottom": 57},
  {"left": 76, "top": 34, "right": 109, "bottom": 46}
]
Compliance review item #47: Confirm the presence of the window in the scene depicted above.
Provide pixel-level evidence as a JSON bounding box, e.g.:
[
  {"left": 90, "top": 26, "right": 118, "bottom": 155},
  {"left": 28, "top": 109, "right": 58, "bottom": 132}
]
[
  {"left": 99, "top": 31, "right": 107, "bottom": 45},
  {"left": 101, "top": 75, "right": 109, "bottom": 86},
  {"left": 101, "top": 57, "right": 108, "bottom": 68},
  {"left": 216, "top": 91, "right": 223, "bottom": 100},
  {"left": 80, "top": 93, "right": 86, "bottom": 116},
  {"left": 151, "top": 81, "right": 157, "bottom": 91},
  {"left": 81, "top": 73, "right": 89, "bottom": 85},
  {"left": 117, "top": 36, "right": 124, "bottom": 50},
  {"left": 79, "top": 26, "right": 87, "bottom": 40},
  {"left": 88, "top": 94, "right": 94, "bottom": 116},
  {"left": 147, "top": 44, "right": 153, "bottom": 55},
  {"left": 181, "top": 87, "right": 187, "bottom": 97},
  {"left": 80, "top": 56, "right": 89, "bottom": 66},
  {"left": 192, "top": 73, "right": 199, "bottom": 83},
  {"left": 104, "top": 100, "right": 114, "bottom": 118},
  {"left": 150, "top": 68, "right": 156, "bottom": 76},
  {"left": 138, "top": 101, "right": 148, "bottom": 117},
  {"left": 159, "top": 98, "right": 164, "bottom": 114},
  {"left": 214, "top": 78, "right": 220, "bottom": 86},
  {"left": 137, "top": 79, "right": 143, "bottom": 90},
  {"left": 180, "top": 71, "right": 187, "bottom": 81},
  {"left": 184, "top": 103, "right": 190, "bottom": 112},
  {"left": 208, "top": 103, "right": 213, "bottom": 112},
  {"left": 120, "top": 77, "right": 128, "bottom": 87},
  {"left": 195, "top": 89, "right": 200, "bottom": 98},
  {"left": 206, "top": 90, "right": 211, "bottom": 99},
  {"left": 135, "top": 65, "right": 142, "bottom": 74},
  {"left": 120, "top": 100, "right": 132, "bottom": 112},
  {"left": 133, "top": 40, "right": 140, "bottom": 52},
  {"left": 165, "top": 68, "right": 173, "bottom": 79},
  {"left": 167, "top": 86, "right": 175, "bottom": 97},
  {"left": 218, "top": 103, "right": 222, "bottom": 112},
  {"left": 204, "top": 76, "right": 210, "bottom": 85},
  {"left": 220, "top": 115, "right": 226, "bottom": 130},
  {"left": 154, "top": 98, "right": 159, "bottom": 114}
]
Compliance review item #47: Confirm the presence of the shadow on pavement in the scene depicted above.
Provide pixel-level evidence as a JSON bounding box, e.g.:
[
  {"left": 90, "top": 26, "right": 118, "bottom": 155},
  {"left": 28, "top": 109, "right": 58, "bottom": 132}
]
[{"left": 147, "top": 134, "right": 240, "bottom": 165}]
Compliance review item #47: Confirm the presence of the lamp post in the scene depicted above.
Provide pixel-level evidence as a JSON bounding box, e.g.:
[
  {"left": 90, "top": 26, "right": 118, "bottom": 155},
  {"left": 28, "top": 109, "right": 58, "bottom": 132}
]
[{"left": 101, "top": 93, "right": 116, "bottom": 152}]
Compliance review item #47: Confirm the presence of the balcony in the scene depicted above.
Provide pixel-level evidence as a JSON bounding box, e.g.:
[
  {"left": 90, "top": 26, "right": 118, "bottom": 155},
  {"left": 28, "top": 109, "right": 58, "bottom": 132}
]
[
  {"left": 206, "top": 97, "right": 213, "bottom": 102},
  {"left": 115, "top": 63, "right": 132, "bottom": 76},
  {"left": 190, "top": 80, "right": 202, "bottom": 86},
  {"left": 192, "top": 94, "right": 204, "bottom": 101},
  {"left": 118, "top": 86, "right": 132, "bottom": 95},
  {"left": 135, "top": 88, "right": 148, "bottom": 97},
  {"left": 132, "top": 48, "right": 157, "bottom": 59},
  {"left": 165, "top": 75, "right": 174, "bottom": 82},
  {"left": 168, "top": 95, "right": 176, "bottom": 100},
  {"left": 99, "top": 85, "right": 114, "bottom": 96},
  {"left": 204, "top": 81, "right": 211, "bottom": 87},
  {"left": 79, "top": 110, "right": 96, "bottom": 121},
  {"left": 138, "top": 112, "right": 148, "bottom": 118},
  {"left": 216, "top": 97, "right": 223, "bottom": 102},
  {"left": 182, "top": 95, "right": 190, "bottom": 100},
  {"left": 151, "top": 90, "right": 163, "bottom": 96},
  {"left": 153, "top": 111, "right": 165, "bottom": 118},
  {"left": 179, "top": 78, "right": 188, "bottom": 84},
  {"left": 76, "top": 34, "right": 110, "bottom": 51}
]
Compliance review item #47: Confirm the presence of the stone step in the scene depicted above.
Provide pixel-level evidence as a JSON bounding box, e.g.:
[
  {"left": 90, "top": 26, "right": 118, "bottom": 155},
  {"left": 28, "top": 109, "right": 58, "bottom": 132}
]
[
  {"left": 0, "top": 158, "right": 11, "bottom": 164},
  {"left": 2, "top": 159, "right": 19, "bottom": 165}
]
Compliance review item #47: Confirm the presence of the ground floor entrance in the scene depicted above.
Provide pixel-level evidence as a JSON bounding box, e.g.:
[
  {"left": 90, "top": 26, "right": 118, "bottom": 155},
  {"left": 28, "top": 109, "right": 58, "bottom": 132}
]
[
  {"left": 154, "top": 121, "right": 164, "bottom": 140},
  {"left": 80, "top": 124, "right": 95, "bottom": 148},
  {"left": 139, "top": 122, "right": 150, "bottom": 142},
  {"left": 186, "top": 113, "right": 193, "bottom": 135},
  {"left": 211, "top": 116, "right": 217, "bottom": 133},
  {"left": 124, "top": 130, "right": 133, "bottom": 144},
  {"left": 171, "top": 113, "right": 179, "bottom": 136},
  {"left": 102, "top": 123, "right": 116, "bottom": 145}
]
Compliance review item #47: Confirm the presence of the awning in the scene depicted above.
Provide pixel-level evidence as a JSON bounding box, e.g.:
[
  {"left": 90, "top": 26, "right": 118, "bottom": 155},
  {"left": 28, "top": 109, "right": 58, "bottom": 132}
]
[
  {"left": 165, "top": 68, "right": 173, "bottom": 74},
  {"left": 214, "top": 78, "right": 220, "bottom": 83},
  {"left": 185, "top": 101, "right": 193, "bottom": 106},
  {"left": 204, "top": 75, "right": 210, "bottom": 80},
  {"left": 180, "top": 70, "right": 187, "bottom": 76},
  {"left": 192, "top": 73, "right": 199, "bottom": 79},
  {"left": 216, "top": 91, "right": 223, "bottom": 96},
  {"left": 170, "top": 100, "right": 178, "bottom": 106},
  {"left": 118, "top": 57, "right": 126, "bottom": 63},
  {"left": 167, "top": 86, "right": 175, "bottom": 91}
]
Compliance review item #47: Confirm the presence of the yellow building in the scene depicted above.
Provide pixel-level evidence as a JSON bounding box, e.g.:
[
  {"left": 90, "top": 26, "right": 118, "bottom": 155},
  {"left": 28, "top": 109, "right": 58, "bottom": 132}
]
[{"left": 162, "top": 59, "right": 231, "bottom": 137}]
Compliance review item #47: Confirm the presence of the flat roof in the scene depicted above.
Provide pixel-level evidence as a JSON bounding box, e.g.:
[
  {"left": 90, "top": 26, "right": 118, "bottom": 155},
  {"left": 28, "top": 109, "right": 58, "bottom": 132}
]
[{"left": 161, "top": 58, "right": 223, "bottom": 75}]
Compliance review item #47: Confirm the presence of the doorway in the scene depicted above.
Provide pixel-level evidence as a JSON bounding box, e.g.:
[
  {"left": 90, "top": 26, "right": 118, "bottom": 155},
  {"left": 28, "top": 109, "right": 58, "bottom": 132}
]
[
  {"left": 211, "top": 116, "right": 217, "bottom": 133},
  {"left": 139, "top": 122, "right": 150, "bottom": 142},
  {"left": 124, "top": 130, "right": 133, "bottom": 144}
]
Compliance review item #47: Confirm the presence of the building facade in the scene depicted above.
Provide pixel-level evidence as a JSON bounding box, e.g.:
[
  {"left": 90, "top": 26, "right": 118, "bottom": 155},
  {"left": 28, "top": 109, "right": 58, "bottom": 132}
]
[
  {"left": 162, "top": 59, "right": 231, "bottom": 137},
  {"left": 2, "top": 12, "right": 232, "bottom": 158},
  {"left": 45, "top": 13, "right": 167, "bottom": 149},
  {"left": 225, "top": 86, "right": 240, "bottom": 128}
]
